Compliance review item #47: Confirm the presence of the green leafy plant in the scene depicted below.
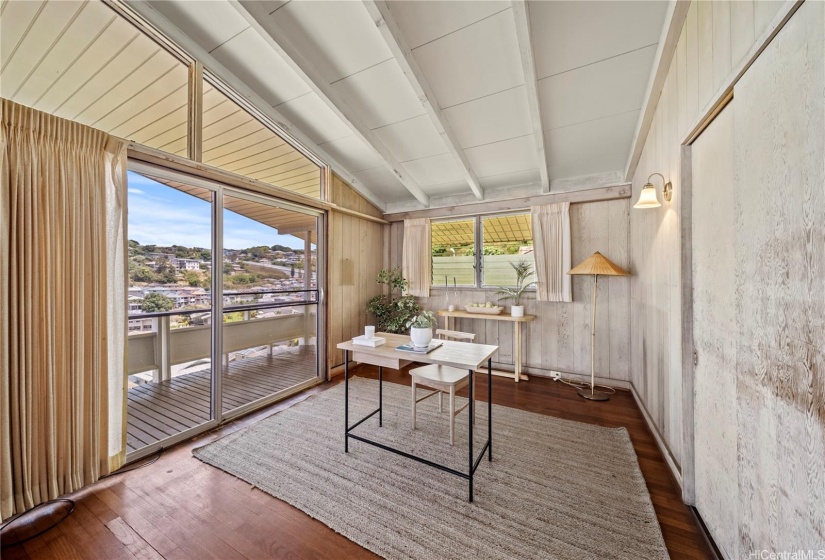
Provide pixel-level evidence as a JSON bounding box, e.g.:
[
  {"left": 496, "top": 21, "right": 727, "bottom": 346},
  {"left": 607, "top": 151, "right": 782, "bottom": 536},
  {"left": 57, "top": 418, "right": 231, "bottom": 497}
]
[
  {"left": 376, "top": 268, "right": 408, "bottom": 292},
  {"left": 496, "top": 260, "right": 535, "bottom": 307},
  {"left": 141, "top": 292, "right": 175, "bottom": 313},
  {"left": 366, "top": 268, "right": 420, "bottom": 334},
  {"left": 406, "top": 311, "right": 436, "bottom": 330}
]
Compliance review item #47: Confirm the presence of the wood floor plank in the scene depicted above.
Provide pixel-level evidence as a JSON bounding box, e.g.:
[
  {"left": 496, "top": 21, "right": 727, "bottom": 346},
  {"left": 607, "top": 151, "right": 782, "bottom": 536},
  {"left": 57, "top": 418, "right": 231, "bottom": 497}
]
[
  {"left": 13, "top": 364, "right": 711, "bottom": 559},
  {"left": 105, "top": 517, "right": 165, "bottom": 560}
]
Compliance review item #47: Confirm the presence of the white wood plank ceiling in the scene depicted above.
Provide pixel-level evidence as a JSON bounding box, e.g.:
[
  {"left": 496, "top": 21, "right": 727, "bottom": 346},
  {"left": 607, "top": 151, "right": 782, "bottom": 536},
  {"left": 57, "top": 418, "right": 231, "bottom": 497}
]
[
  {"left": 2, "top": 0, "right": 669, "bottom": 212},
  {"left": 0, "top": 0, "right": 322, "bottom": 199}
]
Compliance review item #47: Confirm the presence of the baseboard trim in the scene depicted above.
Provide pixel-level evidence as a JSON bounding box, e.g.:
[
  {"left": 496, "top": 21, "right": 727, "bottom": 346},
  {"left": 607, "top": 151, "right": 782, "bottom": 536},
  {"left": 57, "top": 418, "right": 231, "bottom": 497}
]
[
  {"left": 628, "top": 383, "right": 683, "bottom": 492},
  {"left": 689, "top": 506, "right": 724, "bottom": 560}
]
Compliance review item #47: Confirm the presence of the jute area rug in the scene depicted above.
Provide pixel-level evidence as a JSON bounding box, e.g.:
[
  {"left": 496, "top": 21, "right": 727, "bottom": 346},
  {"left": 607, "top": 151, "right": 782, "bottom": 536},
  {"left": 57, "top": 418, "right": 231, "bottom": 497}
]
[{"left": 193, "top": 377, "right": 669, "bottom": 560}]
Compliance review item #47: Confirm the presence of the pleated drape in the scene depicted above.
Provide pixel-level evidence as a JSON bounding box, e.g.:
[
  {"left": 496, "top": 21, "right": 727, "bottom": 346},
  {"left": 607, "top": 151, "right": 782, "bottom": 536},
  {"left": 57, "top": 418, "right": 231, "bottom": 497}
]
[
  {"left": 0, "top": 98, "right": 127, "bottom": 521},
  {"left": 402, "top": 218, "right": 431, "bottom": 297},
  {"left": 531, "top": 202, "right": 572, "bottom": 302}
]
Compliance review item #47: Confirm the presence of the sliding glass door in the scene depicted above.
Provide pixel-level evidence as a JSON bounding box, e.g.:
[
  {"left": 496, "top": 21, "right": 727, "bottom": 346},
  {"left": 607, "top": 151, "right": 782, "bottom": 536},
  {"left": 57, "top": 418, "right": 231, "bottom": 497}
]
[
  {"left": 125, "top": 170, "right": 215, "bottom": 454},
  {"left": 220, "top": 193, "right": 320, "bottom": 416},
  {"left": 125, "top": 162, "right": 324, "bottom": 458}
]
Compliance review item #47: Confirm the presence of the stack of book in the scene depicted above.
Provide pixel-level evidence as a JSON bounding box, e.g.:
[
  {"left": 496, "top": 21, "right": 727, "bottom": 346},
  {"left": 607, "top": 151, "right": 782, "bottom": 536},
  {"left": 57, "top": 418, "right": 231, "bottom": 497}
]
[
  {"left": 352, "top": 335, "right": 386, "bottom": 347},
  {"left": 395, "top": 341, "right": 443, "bottom": 354}
]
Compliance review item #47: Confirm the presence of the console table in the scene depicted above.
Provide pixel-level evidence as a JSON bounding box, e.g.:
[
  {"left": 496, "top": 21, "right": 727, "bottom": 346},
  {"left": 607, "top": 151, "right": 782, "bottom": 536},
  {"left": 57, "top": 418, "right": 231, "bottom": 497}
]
[{"left": 436, "top": 310, "right": 535, "bottom": 382}]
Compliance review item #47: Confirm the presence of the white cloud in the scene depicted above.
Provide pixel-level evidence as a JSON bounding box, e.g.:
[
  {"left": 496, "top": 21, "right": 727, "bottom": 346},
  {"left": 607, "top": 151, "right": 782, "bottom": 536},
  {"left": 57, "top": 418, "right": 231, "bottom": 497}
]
[{"left": 127, "top": 188, "right": 144, "bottom": 195}]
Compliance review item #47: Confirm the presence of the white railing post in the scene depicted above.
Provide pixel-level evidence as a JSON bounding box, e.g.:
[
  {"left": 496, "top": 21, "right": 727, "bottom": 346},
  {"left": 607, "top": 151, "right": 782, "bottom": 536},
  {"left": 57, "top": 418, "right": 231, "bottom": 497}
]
[
  {"left": 155, "top": 315, "right": 172, "bottom": 383},
  {"left": 302, "top": 231, "right": 313, "bottom": 346}
]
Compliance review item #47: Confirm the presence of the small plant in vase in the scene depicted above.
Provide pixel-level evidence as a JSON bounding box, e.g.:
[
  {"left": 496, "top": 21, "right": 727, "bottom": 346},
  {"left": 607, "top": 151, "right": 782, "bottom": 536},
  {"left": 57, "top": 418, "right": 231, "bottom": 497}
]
[
  {"left": 406, "top": 311, "right": 436, "bottom": 348},
  {"left": 496, "top": 261, "right": 535, "bottom": 317}
]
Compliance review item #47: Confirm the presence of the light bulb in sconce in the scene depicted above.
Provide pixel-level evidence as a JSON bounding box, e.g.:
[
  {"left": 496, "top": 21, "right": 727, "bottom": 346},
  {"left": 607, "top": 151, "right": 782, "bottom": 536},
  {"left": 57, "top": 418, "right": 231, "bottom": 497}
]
[{"left": 633, "top": 173, "right": 672, "bottom": 209}]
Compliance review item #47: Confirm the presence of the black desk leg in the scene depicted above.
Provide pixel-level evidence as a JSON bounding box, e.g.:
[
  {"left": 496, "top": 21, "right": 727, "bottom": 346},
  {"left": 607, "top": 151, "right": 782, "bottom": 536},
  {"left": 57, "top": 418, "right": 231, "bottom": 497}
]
[
  {"left": 378, "top": 366, "right": 383, "bottom": 427},
  {"left": 468, "top": 368, "right": 474, "bottom": 502},
  {"left": 345, "top": 350, "right": 349, "bottom": 453},
  {"left": 488, "top": 358, "right": 492, "bottom": 462}
]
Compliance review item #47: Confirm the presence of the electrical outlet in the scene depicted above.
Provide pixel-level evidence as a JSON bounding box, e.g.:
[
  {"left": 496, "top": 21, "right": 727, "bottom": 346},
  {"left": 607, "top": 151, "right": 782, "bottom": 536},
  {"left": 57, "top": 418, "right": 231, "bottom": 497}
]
[{"left": 550, "top": 371, "right": 562, "bottom": 381}]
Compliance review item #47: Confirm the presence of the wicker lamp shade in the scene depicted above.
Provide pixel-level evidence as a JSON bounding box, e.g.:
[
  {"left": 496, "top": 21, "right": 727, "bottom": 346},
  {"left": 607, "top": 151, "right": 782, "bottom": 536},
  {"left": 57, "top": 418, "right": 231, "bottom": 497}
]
[{"left": 568, "top": 251, "right": 629, "bottom": 277}]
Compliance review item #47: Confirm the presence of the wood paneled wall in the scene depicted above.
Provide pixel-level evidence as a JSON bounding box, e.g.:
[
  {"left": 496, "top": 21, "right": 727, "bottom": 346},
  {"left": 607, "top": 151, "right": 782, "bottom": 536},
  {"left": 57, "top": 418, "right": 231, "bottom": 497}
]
[
  {"left": 328, "top": 174, "right": 383, "bottom": 220},
  {"left": 631, "top": 0, "right": 824, "bottom": 554},
  {"left": 629, "top": 0, "right": 786, "bottom": 472},
  {"left": 696, "top": 3, "right": 824, "bottom": 555},
  {"left": 326, "top": 175, "right": 386, "bottom": 372},
  {"left": 389, "top": 199, "right": 631, "bottom": 381}
]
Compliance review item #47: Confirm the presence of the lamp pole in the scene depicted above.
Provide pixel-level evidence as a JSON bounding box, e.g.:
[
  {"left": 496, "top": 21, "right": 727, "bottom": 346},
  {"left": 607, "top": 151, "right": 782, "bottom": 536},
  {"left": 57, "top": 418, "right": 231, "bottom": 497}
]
[{"left": 578, "top": 273, "right": 609, "bottom": 401}]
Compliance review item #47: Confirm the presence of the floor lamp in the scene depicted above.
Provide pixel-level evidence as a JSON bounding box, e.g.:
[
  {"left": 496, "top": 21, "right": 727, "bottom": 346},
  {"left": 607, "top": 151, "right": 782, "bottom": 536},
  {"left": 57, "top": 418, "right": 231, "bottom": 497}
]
[{"left": 568, "top": 251, "right": 630, "bottom": 401}]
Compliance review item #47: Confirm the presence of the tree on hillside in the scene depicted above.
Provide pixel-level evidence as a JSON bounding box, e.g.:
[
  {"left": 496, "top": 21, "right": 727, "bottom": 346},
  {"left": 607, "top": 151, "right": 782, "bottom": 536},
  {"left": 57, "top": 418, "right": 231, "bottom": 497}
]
[
  {"left": 249, "top": 246, "right": 271, "bottom": 259},
  {"left": 183, "top": 271, "right": 201, "bottom": 287},
  {"left": 131, "top": 265, "right": 157, "bottom": 284},
  {"left": 141, "top": 292, "right": 175, "bottom": 313}
]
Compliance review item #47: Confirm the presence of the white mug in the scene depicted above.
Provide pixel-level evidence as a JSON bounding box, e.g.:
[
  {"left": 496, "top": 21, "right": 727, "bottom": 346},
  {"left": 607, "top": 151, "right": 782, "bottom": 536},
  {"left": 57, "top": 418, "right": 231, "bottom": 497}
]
[{"left": 365, "top": 326, "right": 376, "bottom": 339}]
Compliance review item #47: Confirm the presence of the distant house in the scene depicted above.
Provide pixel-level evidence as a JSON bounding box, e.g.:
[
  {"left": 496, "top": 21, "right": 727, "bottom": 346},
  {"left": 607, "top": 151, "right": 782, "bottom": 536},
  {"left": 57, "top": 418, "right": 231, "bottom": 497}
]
[
  {"left": 138, "top": 287, "right": 210, "bottom": 309},
  {"left": 127, "top": 317, "right": 154, "bottom": 333},
  {"left": 127, "top": 295, "right": 144, "bottom": 313},
  {"left": 175, "top": 258, "right": 201, "bottom": 271}
]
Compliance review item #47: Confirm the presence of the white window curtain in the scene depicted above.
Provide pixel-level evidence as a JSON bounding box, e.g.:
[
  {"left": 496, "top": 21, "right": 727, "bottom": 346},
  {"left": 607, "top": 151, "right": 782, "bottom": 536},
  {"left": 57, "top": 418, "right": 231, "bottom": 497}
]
[
  {"left": 402, "top": 217, "right": 431, "bottom": 297},
  {"left": 531, "top": 202, "right": 572, "bottom": 302},
  {"left": 1, "top": 98, "right": 127, "bottom": 521}
]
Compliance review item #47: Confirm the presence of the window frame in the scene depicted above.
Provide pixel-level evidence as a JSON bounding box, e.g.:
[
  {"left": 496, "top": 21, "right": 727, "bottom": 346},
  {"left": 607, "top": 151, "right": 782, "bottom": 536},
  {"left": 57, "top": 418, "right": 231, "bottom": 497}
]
[{"left": 430, "top": 211, "right": 536, "bottom": 291}]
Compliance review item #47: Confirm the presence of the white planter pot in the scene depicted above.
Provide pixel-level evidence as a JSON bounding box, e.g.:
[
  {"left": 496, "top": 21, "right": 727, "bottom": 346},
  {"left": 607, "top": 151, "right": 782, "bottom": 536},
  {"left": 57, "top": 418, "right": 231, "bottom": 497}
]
[
  {"left": 410, "top": 327, "right": 433, "bottom": 348},
  {"left": 511, "top": 305, "right": 525, "bottom": 318}
]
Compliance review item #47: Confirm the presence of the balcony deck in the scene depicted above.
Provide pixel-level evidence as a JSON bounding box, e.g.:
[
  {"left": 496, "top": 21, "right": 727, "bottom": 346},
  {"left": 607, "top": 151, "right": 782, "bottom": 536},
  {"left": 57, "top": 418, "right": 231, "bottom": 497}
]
[{"left": 127, "top": 346, "right": 318, "bottom": 453}]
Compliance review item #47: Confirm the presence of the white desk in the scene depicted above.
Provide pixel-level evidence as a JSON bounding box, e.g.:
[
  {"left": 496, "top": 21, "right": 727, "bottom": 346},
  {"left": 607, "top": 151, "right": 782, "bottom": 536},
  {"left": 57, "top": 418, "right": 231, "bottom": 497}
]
[{"left": 337, "top": 332, "right": 498, "bottom": 502}]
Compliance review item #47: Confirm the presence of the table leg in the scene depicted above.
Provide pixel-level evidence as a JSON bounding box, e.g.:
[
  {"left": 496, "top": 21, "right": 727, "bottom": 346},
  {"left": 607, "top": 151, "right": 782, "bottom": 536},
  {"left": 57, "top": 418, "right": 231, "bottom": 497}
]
[
  {"left": 345, "top": 349, "right": 349, "bottom": 453},
  {"left": 378, "top": 366, "right": 383, "bottom": 427},
  {"left": 468, "top": 368, "right": 474, "bottom": 502},
  {"left": 488, "top": 358, "right": 492, "bottom": 461},
  {"left": 514, "top": 322, "right": 521, "bottom": 383}
]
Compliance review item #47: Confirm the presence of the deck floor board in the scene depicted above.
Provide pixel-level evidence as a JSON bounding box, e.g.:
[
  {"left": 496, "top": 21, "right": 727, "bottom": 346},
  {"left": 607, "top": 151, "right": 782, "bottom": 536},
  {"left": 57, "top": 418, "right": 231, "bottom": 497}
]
[{"left": 127, "top": 347, "right": 318, "bottom": 453}]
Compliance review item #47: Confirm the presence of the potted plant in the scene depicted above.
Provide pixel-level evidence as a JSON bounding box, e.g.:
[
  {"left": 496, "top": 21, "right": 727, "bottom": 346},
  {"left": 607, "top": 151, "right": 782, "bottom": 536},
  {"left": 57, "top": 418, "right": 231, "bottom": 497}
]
[
  {"left": 366, "top": 269, "right": 421, "bottom": 334},
  {"left": 496, "top": 261, "right": 535, "bottom": 318},
  {"left": 406, "top": 311, "right": 437, "bottom": 348}
]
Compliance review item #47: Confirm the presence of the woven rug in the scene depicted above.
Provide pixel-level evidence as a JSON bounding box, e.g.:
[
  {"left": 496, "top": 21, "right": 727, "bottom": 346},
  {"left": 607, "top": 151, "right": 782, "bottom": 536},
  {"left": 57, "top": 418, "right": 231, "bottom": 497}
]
[{"left": 193, "top": 378, "right": 669, "bottom": 560}]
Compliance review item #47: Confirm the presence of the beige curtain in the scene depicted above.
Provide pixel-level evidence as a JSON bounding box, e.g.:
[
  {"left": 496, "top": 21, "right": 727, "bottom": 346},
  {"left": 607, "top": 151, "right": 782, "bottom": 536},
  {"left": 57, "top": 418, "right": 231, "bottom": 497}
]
[
  {"left": 531, "top": 202, "right": 572, "bottom": 302},
  {"left": 402, "top": 217, "right": 431, "bottom": 297},
  {"left": 0, "top": 98, "right": 127, "bottom": 521}
]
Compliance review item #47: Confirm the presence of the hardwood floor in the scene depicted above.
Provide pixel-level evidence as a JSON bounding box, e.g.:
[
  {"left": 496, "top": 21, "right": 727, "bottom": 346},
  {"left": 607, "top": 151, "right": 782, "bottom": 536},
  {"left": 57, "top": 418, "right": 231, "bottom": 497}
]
[{"left": 3, "top": 366, "right": 713, "bottom": 559}]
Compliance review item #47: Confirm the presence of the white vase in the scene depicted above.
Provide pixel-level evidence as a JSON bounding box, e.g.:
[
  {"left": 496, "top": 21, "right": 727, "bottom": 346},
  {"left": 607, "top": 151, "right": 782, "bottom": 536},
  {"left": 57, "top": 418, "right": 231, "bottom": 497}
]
[
  {"left": 511, "top": 305, "right": 525, "bottom": 318},
  {"left": 410, "top": 327, "right": 433, "bottom": 348}
]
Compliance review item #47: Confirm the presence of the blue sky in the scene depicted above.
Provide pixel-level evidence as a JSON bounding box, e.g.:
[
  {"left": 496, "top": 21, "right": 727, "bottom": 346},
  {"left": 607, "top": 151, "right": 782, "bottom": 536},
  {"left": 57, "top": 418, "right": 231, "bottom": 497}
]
[{"left": 127, "top": 171, "right": 306, "bottom": 250}]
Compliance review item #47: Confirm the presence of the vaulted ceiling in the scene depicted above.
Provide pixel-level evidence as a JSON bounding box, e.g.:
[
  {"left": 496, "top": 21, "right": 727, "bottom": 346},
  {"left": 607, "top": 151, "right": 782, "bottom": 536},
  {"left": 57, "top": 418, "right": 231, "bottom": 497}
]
[
  {"left": 2, "top": 0, "right": 670, "bottom": 212},
  {"left": 142, "top": 0, "right": 667, "bottom": 211}
]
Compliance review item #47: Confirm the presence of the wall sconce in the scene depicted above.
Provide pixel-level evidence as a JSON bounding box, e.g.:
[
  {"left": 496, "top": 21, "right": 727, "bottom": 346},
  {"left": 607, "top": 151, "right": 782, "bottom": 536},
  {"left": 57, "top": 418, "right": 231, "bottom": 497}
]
[{"left": 633, "top": 173, "right": 672, "bottom": 209}]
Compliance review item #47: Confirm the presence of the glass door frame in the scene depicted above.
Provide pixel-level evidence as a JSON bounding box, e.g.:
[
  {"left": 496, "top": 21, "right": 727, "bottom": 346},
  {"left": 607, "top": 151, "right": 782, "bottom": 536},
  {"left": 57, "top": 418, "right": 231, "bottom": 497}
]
[{"left": 126, "top": 159, "right": 326, "bottom": 461}]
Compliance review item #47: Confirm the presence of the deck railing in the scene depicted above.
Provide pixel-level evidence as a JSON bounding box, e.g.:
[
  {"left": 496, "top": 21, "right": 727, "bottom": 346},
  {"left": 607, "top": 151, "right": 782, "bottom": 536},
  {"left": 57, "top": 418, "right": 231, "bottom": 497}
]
[{"left": 128, "top": 303, "right": 317, "bottom": 382}]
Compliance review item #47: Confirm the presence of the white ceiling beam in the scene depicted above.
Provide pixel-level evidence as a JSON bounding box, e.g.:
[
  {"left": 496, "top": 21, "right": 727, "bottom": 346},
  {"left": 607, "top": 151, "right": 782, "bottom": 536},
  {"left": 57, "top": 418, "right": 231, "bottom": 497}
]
[
  {"left": 624, "top": 0, "right": 691, "bottom": 181},
  {"left": 511, "top": 0, "right": 550, "bottom": 193},
  {"left": 232, "top": 0, "right": 431, "bottom": 208},
  {"left": 384, "top": 183, "right": 631, "bottom": 222},
  {"left": 362, "top": 0, "right": 483, "bottom": 201},
  {"left": 118, "top": 0, "right": 388, "bottom": 211}
]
